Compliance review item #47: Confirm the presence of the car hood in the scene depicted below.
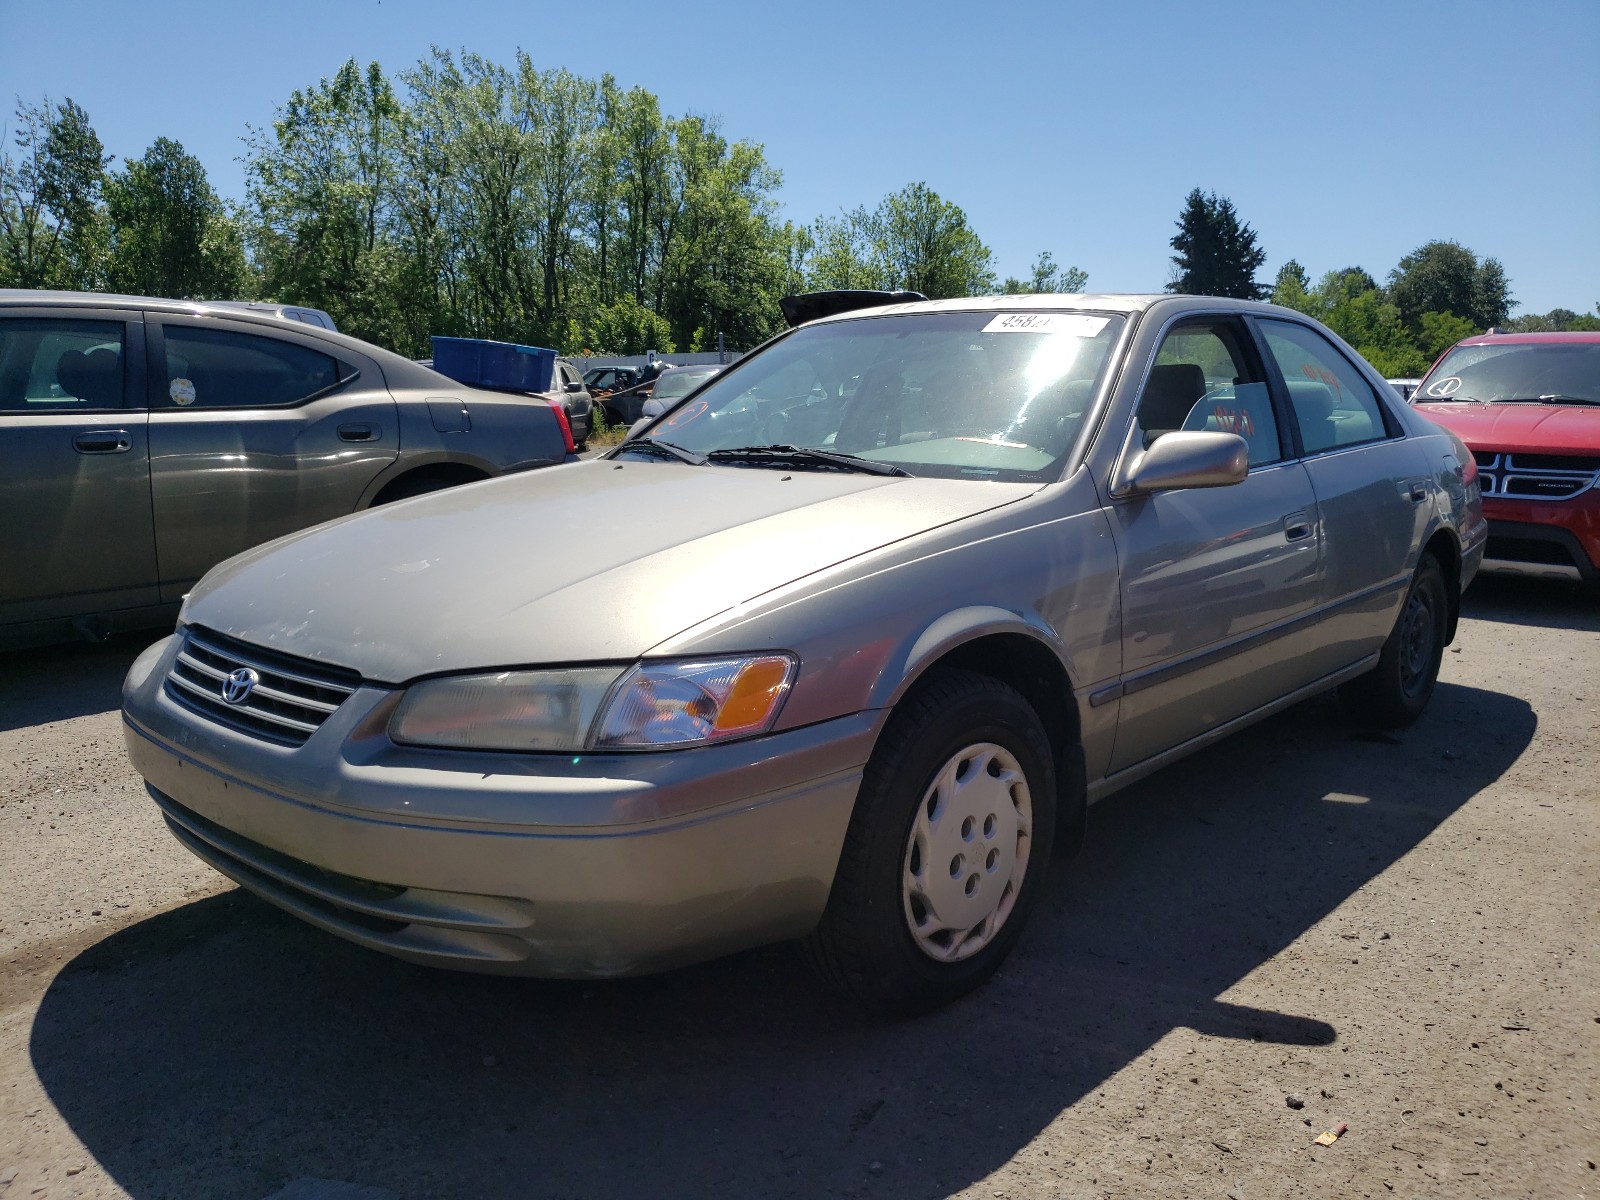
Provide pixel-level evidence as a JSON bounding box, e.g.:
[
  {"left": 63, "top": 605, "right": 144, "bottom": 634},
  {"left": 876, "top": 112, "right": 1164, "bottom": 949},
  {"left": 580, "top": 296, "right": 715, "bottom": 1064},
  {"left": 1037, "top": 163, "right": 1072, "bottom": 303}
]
[
  {"left": 183, "top": 460, "right": 1036, "bottom": 683},
  {"left": 1415, "top": 402, "right": 1600, "bottom": 455}
]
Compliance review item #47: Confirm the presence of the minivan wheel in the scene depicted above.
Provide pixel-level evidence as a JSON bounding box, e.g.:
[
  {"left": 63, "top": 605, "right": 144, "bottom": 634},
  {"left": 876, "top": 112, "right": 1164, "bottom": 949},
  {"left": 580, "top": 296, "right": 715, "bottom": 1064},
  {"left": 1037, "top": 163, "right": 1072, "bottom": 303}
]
[
  {"left": 1338, "top": 551, "right": 1448, "bottom": 728},
  {"left": 802, "top": 669, "right": 1056, "bottom": 1017}
]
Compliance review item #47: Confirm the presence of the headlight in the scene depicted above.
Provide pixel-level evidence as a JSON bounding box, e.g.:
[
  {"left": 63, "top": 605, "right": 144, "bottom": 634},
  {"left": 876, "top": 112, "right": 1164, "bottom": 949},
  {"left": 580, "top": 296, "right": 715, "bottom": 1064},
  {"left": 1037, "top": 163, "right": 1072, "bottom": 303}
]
[
  {"left": 391, "top": 667, "right": 624, "bottom": 751},
  {"left": 388, "top": 654, "right": 796, "bottom": 752},
  {"left": 592, "top": 655, "right": 796, "bottom": 749}
]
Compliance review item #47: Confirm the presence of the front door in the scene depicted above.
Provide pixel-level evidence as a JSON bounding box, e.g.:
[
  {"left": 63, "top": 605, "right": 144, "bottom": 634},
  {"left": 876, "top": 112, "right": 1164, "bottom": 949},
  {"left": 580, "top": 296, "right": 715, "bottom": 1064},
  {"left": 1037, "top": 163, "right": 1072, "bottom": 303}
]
[
  {"left": 146, "top": 316, "right": 399, "bottom": 600},
  {"left": 0, "top": 311, "right": 156, "bottom": 628},
  {"left": 1107, "top": 316, "right": 1324, "bottom": 772}
]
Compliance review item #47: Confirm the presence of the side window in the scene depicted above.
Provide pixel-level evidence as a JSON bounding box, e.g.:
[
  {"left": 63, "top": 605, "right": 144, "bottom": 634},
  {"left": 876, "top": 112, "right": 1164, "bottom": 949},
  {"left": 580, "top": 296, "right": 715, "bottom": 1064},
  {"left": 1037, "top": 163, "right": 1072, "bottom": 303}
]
[
  {"left": 1259, "top": 319, "right": 1393, "bottom": 454},
  {"left": 0, "top": 319, "right": 125, "bottom": 412},
  {"left": 161, "top": 325, "right": 344, "bottom": 410},
  {"left": 1137, "top": 319, "right": 1281, "bottom": 466}
]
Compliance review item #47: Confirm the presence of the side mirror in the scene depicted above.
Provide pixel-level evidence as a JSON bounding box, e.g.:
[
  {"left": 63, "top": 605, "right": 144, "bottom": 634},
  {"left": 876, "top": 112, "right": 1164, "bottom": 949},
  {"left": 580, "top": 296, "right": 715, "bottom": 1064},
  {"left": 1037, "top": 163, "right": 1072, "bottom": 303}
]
[
  {"left": 625, "top": 418, "right": 652, "bottom": 442},
  {"left": 564, "top": 380, "right": 584, "bottom": 393},
  {"left": 1114, "top": 431, "right": 1249, "bottom": 496}
]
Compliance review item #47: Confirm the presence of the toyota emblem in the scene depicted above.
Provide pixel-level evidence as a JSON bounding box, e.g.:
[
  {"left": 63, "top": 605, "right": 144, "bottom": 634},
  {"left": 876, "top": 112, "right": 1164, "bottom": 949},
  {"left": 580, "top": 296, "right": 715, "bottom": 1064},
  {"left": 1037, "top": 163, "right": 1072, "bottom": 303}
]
[{"left": 222, "top": 667, "right": 260, "bottom": 706}]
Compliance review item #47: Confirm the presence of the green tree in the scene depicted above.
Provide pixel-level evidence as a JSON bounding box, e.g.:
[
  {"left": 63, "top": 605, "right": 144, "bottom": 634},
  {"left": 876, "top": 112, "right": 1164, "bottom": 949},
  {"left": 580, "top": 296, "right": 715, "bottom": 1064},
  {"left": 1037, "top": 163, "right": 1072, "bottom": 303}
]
[
  {"left": 1270, "top": 259, "right": 1312, "bottom": 312},
  {"left": 0, "top": 96, "right": 110, "bottom": 289},
  {"left": 244, "top": 59, "right": 414, "bottom": 346},
  {"left": 1388, "top": 240, "right": 1513, "bottom": 331},
  {"left": 566, "top": 293, "right": 673, "bottom": 355},
  {"left": 1001, "top": 250, "right": 1087, "bottom": 295},
  {"left": 105, "top": 137, "right": 249, "bottom": 298},
  {"left": 1507, "top": 306, "right": 1600, "bottom": 333},
  {"left": 806, "top": 183, "right": 993, "bottom": 299},
  {"left": 1166, "top": 188, "right": 1267, "bottom": 299}
]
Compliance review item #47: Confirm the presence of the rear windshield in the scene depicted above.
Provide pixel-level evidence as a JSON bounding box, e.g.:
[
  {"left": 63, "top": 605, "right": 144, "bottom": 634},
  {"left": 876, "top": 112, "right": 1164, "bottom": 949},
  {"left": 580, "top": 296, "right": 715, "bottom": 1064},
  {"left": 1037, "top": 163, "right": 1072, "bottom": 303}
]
[
  {"left": 1416, "top": 342, "right": 1600, "bottom": 405},
  {"left": 644, "top": 310, "right": 1125, "bottom": 482}
]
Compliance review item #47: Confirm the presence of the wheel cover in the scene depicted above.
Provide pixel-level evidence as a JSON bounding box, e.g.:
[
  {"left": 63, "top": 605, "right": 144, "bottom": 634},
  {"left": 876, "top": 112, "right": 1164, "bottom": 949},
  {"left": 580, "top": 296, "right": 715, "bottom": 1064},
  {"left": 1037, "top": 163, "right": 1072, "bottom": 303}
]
[
  {"left": 1398, "top": 584, "right": 1437, "bottom": 695},
  {"left": 901, "top": 742, "right": 1033, "bottom": 963}
]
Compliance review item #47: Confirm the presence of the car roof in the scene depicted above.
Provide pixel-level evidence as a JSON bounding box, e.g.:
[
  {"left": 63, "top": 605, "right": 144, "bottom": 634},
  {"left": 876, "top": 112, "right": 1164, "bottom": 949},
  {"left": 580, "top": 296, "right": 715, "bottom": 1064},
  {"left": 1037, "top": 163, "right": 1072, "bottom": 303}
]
[
  {"left": 797, "top": 293, "right": 1309, "bottom": 328},
  {"left": 1451, "top": 331, "right": 1600, "bottom": 347},
  {"left": 0, "top": 288, "right": 453, "bottom": 384}
]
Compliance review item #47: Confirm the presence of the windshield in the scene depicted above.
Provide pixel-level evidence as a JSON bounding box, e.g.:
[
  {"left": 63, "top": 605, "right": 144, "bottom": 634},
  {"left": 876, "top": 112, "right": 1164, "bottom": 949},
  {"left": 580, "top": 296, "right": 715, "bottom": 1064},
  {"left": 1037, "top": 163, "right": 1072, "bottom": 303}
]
[
  {"left": 652, "top": 368, "right": 719, "bottom": 401},
  {"left": 641, "top": 310, "right": 1124, "bottom": 481},
  {"left": 1415, "top": 342, "right": 1600, "bottom": 404}
]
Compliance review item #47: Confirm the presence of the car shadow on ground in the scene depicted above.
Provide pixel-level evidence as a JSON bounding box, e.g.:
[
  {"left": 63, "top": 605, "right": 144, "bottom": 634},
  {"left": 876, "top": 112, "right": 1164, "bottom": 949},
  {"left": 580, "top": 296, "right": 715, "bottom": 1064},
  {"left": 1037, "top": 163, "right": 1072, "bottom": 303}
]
[
  {"left": 30, "top": 672, "right": 1534, "bottom": 1199},
  {"left": 0, "top": 633, "right": 157, "bottom": 734},
  {"left": 1461, "top": 571, "right": 1598, "bottom": 632}
]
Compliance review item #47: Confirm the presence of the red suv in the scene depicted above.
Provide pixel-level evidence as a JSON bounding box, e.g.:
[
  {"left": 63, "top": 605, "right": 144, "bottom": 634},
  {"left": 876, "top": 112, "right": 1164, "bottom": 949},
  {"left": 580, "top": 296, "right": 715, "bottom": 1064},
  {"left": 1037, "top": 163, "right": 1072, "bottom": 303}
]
[{"left": 1411, "top": 332, "right": 1600, "bottom": 582}]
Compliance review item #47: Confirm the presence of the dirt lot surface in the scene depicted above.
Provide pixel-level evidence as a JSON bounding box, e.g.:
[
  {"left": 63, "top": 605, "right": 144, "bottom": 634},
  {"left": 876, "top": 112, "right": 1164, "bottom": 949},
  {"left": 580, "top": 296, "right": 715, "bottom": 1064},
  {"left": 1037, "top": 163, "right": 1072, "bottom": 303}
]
[{"left": 1, "top": 573, "right": 1595, "bottom": 1200}]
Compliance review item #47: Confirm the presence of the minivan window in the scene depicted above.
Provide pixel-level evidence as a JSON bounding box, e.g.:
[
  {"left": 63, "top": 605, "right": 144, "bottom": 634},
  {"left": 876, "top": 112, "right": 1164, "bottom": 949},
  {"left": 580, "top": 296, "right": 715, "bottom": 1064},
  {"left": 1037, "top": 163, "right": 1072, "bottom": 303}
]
[
  {"left": 161, "top": 326, "right": 346, "bottom": 409},
  {"left": 0, "top": 319, "right": 125, "bottom": 412}
]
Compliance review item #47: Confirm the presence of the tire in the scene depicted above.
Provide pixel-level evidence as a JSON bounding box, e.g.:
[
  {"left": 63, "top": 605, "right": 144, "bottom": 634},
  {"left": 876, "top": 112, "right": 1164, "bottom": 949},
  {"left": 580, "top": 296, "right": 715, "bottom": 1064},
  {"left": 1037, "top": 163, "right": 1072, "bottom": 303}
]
[
  {"left": 1338, "top": 551, "right": 1448, "bottom": 728},
  {"left": 802, "top": 669, "right": 1057, "bottom": 1017}
]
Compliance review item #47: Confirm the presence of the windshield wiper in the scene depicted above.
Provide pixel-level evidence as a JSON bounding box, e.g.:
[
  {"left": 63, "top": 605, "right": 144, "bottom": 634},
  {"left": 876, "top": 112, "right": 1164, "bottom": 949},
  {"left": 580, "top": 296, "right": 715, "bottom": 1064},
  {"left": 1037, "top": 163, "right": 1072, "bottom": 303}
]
[
  {"left": 1496, "top": 394, "right": 1600, "bottom": 406},
  {"left": 705, "top": 444, "right": 911, "bottom": 477},
  {"left": 613, "top": 437, "right": 706, "bottom": 465}
]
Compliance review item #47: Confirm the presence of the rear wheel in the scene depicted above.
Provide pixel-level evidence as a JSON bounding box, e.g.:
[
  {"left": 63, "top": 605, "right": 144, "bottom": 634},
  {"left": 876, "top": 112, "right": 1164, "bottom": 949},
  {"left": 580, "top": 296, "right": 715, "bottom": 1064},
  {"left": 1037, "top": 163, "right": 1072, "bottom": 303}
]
[
  {"left": 802, "top": 669, "right": 1057, "bottom": 1017},
  {"left": 1339, "top": 551, "right": 1448, "bottom": 727}
]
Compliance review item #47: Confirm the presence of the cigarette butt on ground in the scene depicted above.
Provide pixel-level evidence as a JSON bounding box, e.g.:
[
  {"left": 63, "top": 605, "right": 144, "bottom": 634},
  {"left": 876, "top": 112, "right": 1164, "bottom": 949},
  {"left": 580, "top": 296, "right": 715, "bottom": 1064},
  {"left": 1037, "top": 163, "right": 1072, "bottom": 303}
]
[{"left": 1314, "top": 1122, "right": 1350, "bottom": 1147}]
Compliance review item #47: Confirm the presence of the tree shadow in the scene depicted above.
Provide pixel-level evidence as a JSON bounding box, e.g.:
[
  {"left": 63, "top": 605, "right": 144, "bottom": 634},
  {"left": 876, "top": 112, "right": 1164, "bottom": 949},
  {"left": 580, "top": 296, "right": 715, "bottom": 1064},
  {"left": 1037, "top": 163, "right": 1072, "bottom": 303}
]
[
  {"left": 0, "top": 633, "right": 158, "bottom": 734},
  {"left": 30, "top": 682, "right": 1532, "bottom": 1199}
]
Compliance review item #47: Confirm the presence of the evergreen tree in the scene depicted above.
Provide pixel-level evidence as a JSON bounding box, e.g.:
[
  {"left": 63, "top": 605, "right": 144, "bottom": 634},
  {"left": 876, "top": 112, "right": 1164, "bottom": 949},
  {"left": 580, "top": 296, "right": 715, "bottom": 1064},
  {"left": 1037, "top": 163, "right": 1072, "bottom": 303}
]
[{"left": 1166, "top": 188, "right": 1267, "bottom": 299}]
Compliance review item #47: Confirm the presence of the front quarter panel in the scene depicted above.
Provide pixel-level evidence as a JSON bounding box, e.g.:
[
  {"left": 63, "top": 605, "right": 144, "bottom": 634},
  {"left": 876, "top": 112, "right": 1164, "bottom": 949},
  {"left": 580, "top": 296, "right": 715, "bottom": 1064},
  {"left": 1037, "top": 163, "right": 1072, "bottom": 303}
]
[{"left": 651, "top": 470, "right": 1123, "bottom": 778}]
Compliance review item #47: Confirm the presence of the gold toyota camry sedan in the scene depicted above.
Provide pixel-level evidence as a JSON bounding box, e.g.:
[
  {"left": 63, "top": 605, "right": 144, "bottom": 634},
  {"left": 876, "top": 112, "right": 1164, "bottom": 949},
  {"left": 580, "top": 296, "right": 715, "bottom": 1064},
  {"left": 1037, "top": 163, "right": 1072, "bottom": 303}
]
[{"left": 122, "top": 292, "right": 1486, "bottom": 1015}]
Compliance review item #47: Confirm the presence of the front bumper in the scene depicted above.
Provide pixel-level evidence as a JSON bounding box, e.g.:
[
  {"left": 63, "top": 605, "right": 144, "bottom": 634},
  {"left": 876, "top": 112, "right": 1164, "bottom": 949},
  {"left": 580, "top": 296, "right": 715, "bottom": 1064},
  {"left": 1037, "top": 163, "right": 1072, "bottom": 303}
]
[
  {"left": 1482, "top": 492, "right": 1600, "bottom": 579},
  {"left": 122, "top": 635, "right": 877, "bottom": 977}
]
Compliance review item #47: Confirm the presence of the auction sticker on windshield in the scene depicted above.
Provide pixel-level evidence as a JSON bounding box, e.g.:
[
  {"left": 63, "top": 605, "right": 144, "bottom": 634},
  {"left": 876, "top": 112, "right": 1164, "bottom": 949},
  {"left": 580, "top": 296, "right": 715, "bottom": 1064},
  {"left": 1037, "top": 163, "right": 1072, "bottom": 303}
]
[{"left": 982, "top": 313, "right": 1109, "bottom": 337}]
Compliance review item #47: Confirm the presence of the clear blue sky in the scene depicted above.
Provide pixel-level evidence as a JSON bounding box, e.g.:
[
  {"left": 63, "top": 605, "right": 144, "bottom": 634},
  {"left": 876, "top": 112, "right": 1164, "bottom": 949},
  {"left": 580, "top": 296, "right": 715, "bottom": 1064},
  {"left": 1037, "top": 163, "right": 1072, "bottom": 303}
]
[{"left": 4, "top": 0, "right": 1596, "bottom": 314}]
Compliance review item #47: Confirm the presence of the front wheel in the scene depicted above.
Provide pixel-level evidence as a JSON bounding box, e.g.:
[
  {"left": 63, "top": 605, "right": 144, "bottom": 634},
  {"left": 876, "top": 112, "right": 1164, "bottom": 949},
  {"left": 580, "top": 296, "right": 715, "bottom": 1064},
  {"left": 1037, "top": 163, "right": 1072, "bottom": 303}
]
[
  {"left": 802, "top": 669, "right": 1057, "bottom": 1017},
  {"left": 1339, "top": 551, "right": 1448, "bottom": 727}
]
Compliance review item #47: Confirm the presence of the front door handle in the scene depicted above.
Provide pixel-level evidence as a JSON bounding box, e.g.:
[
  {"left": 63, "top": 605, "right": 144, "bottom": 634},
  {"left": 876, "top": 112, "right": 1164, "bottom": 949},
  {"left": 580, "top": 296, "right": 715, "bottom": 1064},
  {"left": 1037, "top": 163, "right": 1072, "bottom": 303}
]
[
  {"left": 73, "top": 430, "right": 132, "bottom": 455},
  {"left": 337, "top": 423, "right": 378, "bottom": 442},
  {"left": 1284, "top": 510, "right": 1313, "bottom": 542}
]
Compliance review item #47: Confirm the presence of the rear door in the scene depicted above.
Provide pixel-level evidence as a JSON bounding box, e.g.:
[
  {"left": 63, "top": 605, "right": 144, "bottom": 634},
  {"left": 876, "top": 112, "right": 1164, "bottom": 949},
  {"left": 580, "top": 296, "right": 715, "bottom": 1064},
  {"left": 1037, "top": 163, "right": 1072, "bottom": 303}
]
[
  {"left": 1252, "top": 317, "right": 1434, "bottom": 674},
  {"left": 0, "top": 308, "right": 156, "bottom": 627},
  {"left": 146, "top": 315, "right": 399, "bottom": 600}
]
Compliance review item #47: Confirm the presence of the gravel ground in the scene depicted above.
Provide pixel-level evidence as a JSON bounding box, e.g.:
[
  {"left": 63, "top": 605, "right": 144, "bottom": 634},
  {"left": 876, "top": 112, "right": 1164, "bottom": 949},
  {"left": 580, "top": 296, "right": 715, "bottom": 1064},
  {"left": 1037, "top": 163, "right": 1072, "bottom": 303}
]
[{"left": 0, "top": 571, "right": 1594, "bottom": 1200}]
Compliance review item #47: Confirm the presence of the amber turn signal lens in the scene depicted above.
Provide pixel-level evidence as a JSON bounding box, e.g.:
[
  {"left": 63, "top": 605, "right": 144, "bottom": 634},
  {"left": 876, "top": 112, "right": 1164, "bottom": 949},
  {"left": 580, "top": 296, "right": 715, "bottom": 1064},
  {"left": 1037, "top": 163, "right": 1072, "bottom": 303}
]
[{"left": 711, "top": 657, "right": 794, "bottom": 736}]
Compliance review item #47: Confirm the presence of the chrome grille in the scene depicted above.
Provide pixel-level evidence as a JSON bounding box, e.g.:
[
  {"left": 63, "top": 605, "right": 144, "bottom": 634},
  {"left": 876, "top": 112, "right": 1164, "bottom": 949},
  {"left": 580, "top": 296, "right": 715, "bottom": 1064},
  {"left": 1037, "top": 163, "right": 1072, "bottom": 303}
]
[
  {"left": 1472, "top": 451, "right": 1600, "bottom": 501},
  {"left": 165, "top": 627, "right": 360, "bottom": 746}
]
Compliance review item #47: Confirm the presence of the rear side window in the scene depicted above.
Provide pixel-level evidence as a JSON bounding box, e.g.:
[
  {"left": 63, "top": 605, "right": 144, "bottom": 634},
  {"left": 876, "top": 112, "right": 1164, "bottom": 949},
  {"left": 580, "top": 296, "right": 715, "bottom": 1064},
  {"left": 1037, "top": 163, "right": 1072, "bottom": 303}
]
[
  {"left": 0, "top": 319, "right": 125, "bottom": 412},
  {"left": 1259, "top": 319, "right": 1392, "bottom": 454},
  {"left": 161, "top": 326, "right": 347, "bottom": 409}
]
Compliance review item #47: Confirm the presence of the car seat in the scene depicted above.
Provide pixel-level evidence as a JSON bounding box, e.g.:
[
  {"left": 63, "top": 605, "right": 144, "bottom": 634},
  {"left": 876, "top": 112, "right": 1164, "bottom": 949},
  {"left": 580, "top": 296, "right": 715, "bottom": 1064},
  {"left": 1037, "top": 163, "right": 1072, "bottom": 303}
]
[{"left": 1137, "top": 363, "right": 1206, "bottom": 447}]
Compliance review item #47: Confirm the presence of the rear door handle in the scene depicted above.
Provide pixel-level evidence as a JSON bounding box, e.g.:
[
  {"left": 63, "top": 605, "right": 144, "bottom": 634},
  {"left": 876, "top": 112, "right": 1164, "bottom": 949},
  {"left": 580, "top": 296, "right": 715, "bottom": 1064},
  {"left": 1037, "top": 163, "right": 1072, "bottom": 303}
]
[
  {"left": 73, "top": 430, "right": 132, "bottom": 455},
  {"left": 1405, "top": 477, "right": 1429, "bottom": 502},
  {"left": 1284, "top": 510, "right": 1313, "bottom": 542},
  {"left": 337, "top": 423, "right": 378, "bottom": 442}
]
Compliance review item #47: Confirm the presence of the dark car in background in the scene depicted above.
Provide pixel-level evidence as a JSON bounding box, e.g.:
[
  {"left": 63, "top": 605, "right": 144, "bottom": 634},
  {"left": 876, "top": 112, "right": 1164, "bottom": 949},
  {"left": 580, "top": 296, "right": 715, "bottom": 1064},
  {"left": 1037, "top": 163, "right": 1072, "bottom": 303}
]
[
  {"left": 1, "top": 290, "right": 576, "bottom": 647},
  {"left": 1410, "top": 331, "right": 1600, "bottom": 582},
  {"left": 582, "top": 364, "right": 642, "bottom": 397},
  {"left": 639, "top": 364, "right": 723, "bottom": 419}
]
